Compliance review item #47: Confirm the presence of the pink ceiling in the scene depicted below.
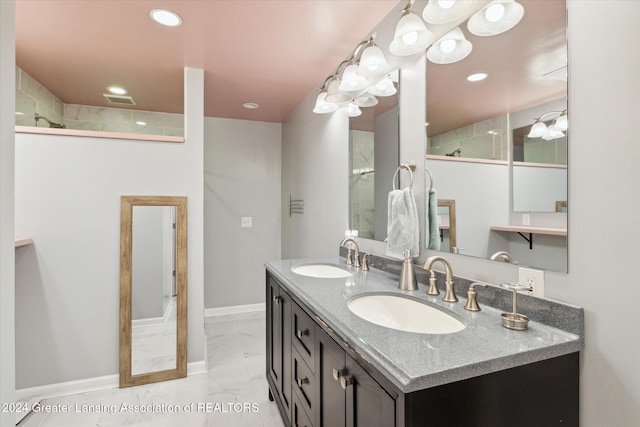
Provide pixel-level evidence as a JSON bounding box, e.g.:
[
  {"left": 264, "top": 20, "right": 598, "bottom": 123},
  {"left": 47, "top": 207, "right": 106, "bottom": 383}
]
[
  {"left": 15, "top": 0, "right": 399, "bottom": 123},
  {"left": 426, "top": 0, "right": 567, "bottom": 136}
]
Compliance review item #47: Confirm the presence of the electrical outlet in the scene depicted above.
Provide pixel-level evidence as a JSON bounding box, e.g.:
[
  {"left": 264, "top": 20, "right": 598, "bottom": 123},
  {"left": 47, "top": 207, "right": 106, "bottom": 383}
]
[
  {"left": 519, "top": 266, "right": 544, "bottom": 297},
  {"left": 522, "top": 214, "right": 530, "bottom": 226}
]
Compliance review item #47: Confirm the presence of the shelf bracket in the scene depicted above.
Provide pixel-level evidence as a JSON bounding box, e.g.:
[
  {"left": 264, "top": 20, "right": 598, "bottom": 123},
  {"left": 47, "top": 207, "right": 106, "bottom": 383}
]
[{"left": 517, "top": 232, "right": 534, "bottom": 250}]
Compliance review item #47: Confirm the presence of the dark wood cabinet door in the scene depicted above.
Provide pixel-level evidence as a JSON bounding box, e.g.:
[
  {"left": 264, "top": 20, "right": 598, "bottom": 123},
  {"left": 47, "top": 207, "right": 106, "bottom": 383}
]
[
  {"left": 281, "top": 289, "right": 293, "bottom": 415},
  {"left": 345, "top": 355, "right": 395, "bottom": 427},
  {"left": 316, "top": 327, "right": 346, "bottom": 427},
  {"left": 267, "top": 277, "right": 282, "bottom": 392}
]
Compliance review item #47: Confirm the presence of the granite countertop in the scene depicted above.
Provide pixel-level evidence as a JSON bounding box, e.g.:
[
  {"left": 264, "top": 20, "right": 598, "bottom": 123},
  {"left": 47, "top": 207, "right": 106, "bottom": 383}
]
[{"left": 265, "top": 257, "right": 584, "bottom": 394}]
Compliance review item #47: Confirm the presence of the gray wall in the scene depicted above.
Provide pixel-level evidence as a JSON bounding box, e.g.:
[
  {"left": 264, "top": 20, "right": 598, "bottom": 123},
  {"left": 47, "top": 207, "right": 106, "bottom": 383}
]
[
  {"left": 204, "top": 117, "right": 282, "bottom": 309},
  {"left": 0, "top": 1, "right": 16, "bottom": 425}
]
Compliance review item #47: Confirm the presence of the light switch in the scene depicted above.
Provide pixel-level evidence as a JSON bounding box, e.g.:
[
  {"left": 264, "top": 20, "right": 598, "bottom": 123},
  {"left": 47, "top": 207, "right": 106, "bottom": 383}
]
[{"left": 241, "top": 217, "right": 253, "bottom": 228}]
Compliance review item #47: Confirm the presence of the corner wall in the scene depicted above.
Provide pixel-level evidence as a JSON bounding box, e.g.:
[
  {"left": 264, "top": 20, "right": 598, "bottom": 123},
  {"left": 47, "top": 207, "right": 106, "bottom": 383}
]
[{"left": 0, "top": 1, "right": 16, "bottom": 426}]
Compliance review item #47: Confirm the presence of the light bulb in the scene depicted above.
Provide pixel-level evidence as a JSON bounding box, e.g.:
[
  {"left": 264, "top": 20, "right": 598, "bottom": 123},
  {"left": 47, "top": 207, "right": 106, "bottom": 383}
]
[
  {"left": 440, "top": 39, "right": 456, "bottom": 53},
  {"left": 485, "top": 3, "right": 506, "bottom": 22},
  {"left": 438, "top": 0, "right": 456, "bottom": 9},
  {"left": 402, "top": 31, "right": 419, "bottom": 46}
]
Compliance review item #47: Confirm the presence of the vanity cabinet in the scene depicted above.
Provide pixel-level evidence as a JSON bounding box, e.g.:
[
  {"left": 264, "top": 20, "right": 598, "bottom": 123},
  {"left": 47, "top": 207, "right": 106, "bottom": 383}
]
[
  {"left": 267, "top": 274, "right": 293, "bottom": 421},
  {"left": 266, "top": 271, "right": 578, "bottom": 427}
]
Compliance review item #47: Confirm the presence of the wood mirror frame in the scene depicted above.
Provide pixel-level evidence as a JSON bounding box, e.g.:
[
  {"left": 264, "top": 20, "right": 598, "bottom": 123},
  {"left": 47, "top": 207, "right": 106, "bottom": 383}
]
[
  {"left": 438, "top": 199, "right": 457, "bottom": 253},
  {"left": 119, "top": 195, "right": 188, "bottom": 387}
]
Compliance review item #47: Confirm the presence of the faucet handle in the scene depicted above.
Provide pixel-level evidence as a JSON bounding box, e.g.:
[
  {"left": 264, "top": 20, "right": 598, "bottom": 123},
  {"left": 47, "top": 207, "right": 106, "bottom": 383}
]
[
  {"left": 353, "top": 251, "right": 361, "bottom": 269},
  {"left": 345, "top": 248, "right": 353, "bottom": 266},
  {"left": 426, "top": 270, "right": 440, "bottom": 296},
  {"left": 361, "top": 254, "right": 370, "bottom": 271},
  {"left": 464, "top": 283, "right": 488, "bottom": 311}
]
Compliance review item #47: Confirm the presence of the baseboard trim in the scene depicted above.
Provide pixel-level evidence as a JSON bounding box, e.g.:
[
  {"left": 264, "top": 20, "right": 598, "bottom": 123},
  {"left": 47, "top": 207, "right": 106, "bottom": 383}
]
[
  {"left": 16, "top": 360, "right": 207, "bottom": 402},
  {"left": 205, "top": 303, "right": 265, "bottom": 317}
]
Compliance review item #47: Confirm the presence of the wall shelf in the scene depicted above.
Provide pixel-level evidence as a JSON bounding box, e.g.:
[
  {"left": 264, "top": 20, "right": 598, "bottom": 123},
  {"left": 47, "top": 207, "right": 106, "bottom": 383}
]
[
  {"left": 490, "top": 225, "right": 567, "bottom": 250},
  {"left": 14, "top": 237, "right": 33, "bottom": 248}
]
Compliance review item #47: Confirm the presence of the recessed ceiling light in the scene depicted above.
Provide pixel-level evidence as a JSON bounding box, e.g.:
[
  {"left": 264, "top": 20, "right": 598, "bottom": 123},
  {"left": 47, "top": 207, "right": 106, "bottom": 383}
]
[
  {"left": 466, "top": 72, "right": 488, "bottom": 82},
  {"left": 150, "top": 9, "right": 182, "bottom": 27},
  {"left": 243, "top": 103, "right": 259, "bottom": 109},
  {"left": 136, "top": 121, "right": 147, "bottom": 126},
  {"left": 107, "top": 86, "right": 127, "bottom": 95}
]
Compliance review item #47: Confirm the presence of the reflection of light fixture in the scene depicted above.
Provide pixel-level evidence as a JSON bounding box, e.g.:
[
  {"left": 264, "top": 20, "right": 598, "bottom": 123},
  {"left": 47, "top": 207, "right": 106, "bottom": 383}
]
[
  {"left": 467, "top": 0, "right": 524, "bottom": 36},
  {"left": 422, "top": 0, "right": 474, "bottom": 24},
  {"left": 313, "top": 35, "right": 396, "bottom": 115},
  {"left": 527, "top": 110, "right": 568, "bottom": 139},
  {"left": 343, "top": 103, "right": 362, "bottom": 117},
  {"left": 390, "top": 1, "right": 435, "bottom": 56},
  {"left": 150, "top": 9, "right": 182, "bottom": 27},
  {"left": 427, "top": 27, "right": 472, "bottom": 64},
  {"left": 466, "top": 72, "right": 488, "bottom": 82}
]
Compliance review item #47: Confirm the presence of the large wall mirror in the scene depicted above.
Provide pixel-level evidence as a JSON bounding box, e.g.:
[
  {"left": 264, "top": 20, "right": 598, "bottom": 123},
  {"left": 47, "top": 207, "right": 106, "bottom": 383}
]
[
  {"left": 119, "top": 196, "right": 187, "bottom": 387},
  {"left": 425, "top": 0, "right": 568, "bottom": 272}
]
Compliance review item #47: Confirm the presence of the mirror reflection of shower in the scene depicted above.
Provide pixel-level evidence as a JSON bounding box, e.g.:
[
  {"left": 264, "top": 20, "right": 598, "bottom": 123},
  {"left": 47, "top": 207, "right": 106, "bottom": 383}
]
[{"left": 34, "top": 112, "right": 65, "bottom": 128}]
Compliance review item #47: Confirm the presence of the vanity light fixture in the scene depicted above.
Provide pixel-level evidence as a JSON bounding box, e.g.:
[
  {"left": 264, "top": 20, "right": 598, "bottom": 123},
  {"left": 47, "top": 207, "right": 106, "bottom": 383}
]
[
  {"left": 467, "top": 0, "right": 524, "bottom": 37},
  {"left": 427, "top": 27, "right": 473, "bottom": 64},
  {"left": 107, "top": 86, "right": 127, "bottom": 95},
  {"left": 466, "top": 72, "right": 488, "bottom": 82},
  {"left": 527, "top": 110, "right": 568, "bottom": 139},
  {"left": 367, "top": 77, "right": 397, "bottom": 97},
  {"left": 389, "top": 0, "right": 435, "bottom": 57},
  {"left": 422, "top": 0, "right": 474, "bottom": 25},
  {"left": 357, "top": 36, "right": 392, "bottom": 78},
  {"left": 354, "top": 94, "right": 379, "bottom": 107},
  {"left": 344, "top": 103, "right": 363, "bottom": 117},
  {"left": 150, "top": 9, "right": 182, "bottom": 27},
  {"left": 339, "top": 63, "right": 370, "bottom": 92},
  {"left": 313, "top": 91, "right": 339, "bottom": 114}
]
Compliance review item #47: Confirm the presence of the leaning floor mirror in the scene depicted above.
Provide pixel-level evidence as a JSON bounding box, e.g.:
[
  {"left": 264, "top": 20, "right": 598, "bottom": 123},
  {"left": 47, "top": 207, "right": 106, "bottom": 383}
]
[{"left": 119, "top": 195, "right": 188, "bottom": 387}]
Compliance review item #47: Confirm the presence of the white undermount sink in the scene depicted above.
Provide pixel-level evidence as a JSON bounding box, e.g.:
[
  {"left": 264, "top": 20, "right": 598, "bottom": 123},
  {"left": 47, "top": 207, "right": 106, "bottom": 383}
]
[
  {"left": 291, "top": 263, "right": 353, "bottom": 279},
  {"left": 348, "top": 294, "right": 465, "bottom": 334}
]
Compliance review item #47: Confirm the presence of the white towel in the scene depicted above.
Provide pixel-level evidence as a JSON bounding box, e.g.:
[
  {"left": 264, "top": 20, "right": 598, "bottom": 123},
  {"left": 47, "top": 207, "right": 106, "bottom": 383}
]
[{"left": 386, "top": 187, "right": 419, "bottom": 259}]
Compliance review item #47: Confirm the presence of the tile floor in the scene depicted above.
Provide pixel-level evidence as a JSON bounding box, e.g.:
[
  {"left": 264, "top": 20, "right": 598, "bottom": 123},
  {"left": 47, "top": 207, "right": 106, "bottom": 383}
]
[{"left": 18, "top": 311, "right": 286, "bottom": 427}]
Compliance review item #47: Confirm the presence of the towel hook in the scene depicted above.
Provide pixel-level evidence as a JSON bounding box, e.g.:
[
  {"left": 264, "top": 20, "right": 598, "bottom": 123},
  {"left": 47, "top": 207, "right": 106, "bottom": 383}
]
[
  {"left": 425, "top": 167, "right": 434, "bottom": 190},
  {"left": 392, "top": 161, "right": 416, "bottom": 190}
]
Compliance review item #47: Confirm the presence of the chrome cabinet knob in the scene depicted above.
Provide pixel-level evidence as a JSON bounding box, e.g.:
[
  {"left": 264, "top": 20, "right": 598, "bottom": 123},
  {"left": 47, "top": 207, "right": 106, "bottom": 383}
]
[
  {"left": 332, "top": 368, "right": 345, "bottom": 381},
  {"left": 296, "top": 377, "right": 309, "bottom": 387},
  {"left": 272, "top": 295, "right": 283, "bottom": 305},
  {"left": 340, "top": 375, "right": 354, "bottom": 390},
  {"left": 296, "top": 329, "right": 309, "bottom": 339}
]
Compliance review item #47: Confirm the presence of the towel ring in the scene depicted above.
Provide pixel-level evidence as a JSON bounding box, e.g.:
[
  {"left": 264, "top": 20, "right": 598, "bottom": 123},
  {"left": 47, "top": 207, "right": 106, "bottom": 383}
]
[
  {"left": 392, "top": 162, "right": 416, "bottom": 190},
  {"left": 425, "top": 167, "right": 434, "bottom": 190}
]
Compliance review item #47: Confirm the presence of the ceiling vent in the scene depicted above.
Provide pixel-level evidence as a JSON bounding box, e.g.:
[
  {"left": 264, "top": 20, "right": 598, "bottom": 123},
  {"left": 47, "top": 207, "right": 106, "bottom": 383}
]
[{"left": 103, "top": 94, "right": 137, "bottom": 105}]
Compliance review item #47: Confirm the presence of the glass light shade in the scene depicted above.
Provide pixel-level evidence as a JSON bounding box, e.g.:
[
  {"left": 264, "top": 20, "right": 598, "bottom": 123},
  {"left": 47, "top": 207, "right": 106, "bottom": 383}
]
[
  {"left": 554, "top": 114, "right": 568, "bottom": 131},
  {"left": 427, "top": 27, "right": 473, "bottom": 64},
  {"left": 366, "top": 77, "right": 397, "bottom": 97},
  {"left": 423, "top": 0, "right": 474, "bottom": 24},
  {"left": 325, "top": 78, "right": 352, "bottom": 104},
  {"left": 527, "top": 121, "right": 547, "bottom": 138},
  {"left": 542, "top": 129, "right": 565, "bottom": 140},
  {"left": 467, "top": 0, "right": 524, "bottom": 37},
  {"left": 389, "top": 11, "right": 435, "bottom": 56},
  {"left": 313, "top": 92, "right": 339, "bottom": 114},
  {"left": 357, "top": 44, "right": 392, "bottom": 77},
  {"left": 354, "top": 94, "right": 379, "bottom": 107},
  {"left": 344, "top": 103, "right": 362, "bottom": 117},
  {"left": 339, "top": 64, "right": 371, "bottom": 92}
]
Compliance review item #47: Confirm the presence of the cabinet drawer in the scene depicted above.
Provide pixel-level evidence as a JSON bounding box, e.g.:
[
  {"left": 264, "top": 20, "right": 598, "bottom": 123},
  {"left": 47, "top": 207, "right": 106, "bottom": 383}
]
[
  {"left": 292, "top": 389, "right": 314, "bottom": 427},
  {"left": 293, "top": 302, "right": 316, "bottom": 371},
  {"left": 293, "top": 348, "right": 317, "bottom": 422}
]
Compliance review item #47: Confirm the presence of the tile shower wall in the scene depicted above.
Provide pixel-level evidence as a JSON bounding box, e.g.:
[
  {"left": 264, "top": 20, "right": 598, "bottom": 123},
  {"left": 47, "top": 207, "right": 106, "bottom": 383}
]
[
  {"left": 427, "top": 115, "right": 508, "bottom": 161},
  {"left": 349, "top": 130, "right": 375, "bottom": 239},
  {"left": 15, "top": 67, "right": 184, "bottom": 136}
]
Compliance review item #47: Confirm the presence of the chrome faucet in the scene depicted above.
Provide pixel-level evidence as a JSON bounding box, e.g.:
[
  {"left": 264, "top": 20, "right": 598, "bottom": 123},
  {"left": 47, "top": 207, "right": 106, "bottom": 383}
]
[
  {"left": 422, "top": 256, "right": 457, "bottom": 302},
  {"left": 339, "top": 237, "right": 361, "bottom": 268},
  {"left": 490, "top": 251, "right": 515, "bottom": 263}
]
